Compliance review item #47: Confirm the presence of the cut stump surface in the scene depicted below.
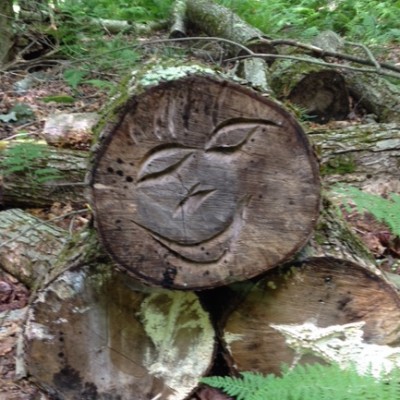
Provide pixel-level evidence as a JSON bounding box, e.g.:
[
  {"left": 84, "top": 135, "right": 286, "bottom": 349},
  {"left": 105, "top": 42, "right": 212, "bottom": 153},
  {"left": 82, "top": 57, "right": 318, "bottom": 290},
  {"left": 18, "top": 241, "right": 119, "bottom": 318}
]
[
  {"left": 222, "top": 257, "right": 400, "bottom": 375},
  {"left": 24, "top": 264, "right": 215, "bottom": 400},
  {"left": 90, "top": 74, "right": 320, "bottom": 289}
]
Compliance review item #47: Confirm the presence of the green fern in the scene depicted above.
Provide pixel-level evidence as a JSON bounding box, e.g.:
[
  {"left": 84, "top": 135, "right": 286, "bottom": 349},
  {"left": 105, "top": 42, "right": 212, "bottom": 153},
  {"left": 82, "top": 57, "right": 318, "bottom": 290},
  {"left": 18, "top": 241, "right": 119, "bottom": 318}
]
[
  {"left": 202, "top": 363, "right": 400, "bottom": 400},
  {"left": 333, "top": 185, "right": 400, "bottom": 237},
  {"left": 0, "top": 141, "right": 64, "bottom": 185}
]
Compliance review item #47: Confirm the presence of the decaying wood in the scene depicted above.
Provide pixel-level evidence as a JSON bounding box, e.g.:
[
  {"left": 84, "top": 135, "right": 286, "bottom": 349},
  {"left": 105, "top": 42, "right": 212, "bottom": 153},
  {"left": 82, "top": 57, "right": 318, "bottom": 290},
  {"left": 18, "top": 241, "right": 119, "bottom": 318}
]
[
  {"left": 222, "top": 256, "right": 400, "bottom": 376},
  {"left": 0, "top": 141, "right": 87, "bottom": 208},
  {"left": 344, "top": 71, "right": 400, "bottom": 123},
  {"left": 89, "top": 72, "right": 320, "bottom": 289},
  {"left": 169, "top": 0, "right": 188, "bottom": 38},
  {"left": 0, "top": 209, "right": 68, "bottom": 288},
  {"left": 185, "top": 0, "right": 274, "bottom": 90},
  {"left": 24, "top": 263, "right": 215, "bottom": 400},
  {"left": 42, "top": 112, "right": 99, "bottom": 148},
  {"left": 186, "top": 0, "right": 266, "bottom": 51},
  {"left": 308, "top": 122, "right": 400, "bottom": 192},
  {"left": 270, "top": 59, "right": 350, "bottom": 123},
  {"left": 0, "top": 209, "right": 215, "bottom": 400}
]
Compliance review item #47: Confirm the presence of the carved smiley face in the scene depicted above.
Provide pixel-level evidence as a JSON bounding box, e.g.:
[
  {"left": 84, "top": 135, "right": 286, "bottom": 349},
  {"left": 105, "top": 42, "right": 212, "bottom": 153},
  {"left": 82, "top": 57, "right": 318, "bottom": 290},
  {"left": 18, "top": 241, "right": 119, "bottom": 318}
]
[
  {"left": 133, "top": 120, "right": 272, "bottom": 247},
  {"left": 91, "top": 75, "right": 321, "bottom": 288},
  {"left": 135, "top": 148, "right": 239, "bottom": 245}
]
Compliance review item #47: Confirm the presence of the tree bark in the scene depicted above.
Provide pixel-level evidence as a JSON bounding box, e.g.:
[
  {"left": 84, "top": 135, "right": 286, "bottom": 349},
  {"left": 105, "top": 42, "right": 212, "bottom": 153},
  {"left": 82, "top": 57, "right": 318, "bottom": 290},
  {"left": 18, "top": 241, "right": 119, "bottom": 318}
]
[
  {"left": 169, "top": 0, "right": 188, "bottom": 38},
  {"left": 0, "top": 141, "right": 87, "bottom": 208},
  {"left": 185, "top": 0, "right": 275, "bottom": 90},
  {"left": 0, "top": 0, "right": 15, "bottom": 66},
  {"left": 308, "top": 122, "right": 400, "bottom": 192},
  {"left": 344, "top": 71, "right": 400, "bottom": 123},
  {"left": 186, "top": 0, "right": 266, "bottom": 50},
  {"left": 88, "top": 72, "right": 320, "bottom": 289},
  {"left": 0, "top": 209, "right": 68, "bottom": 288}
]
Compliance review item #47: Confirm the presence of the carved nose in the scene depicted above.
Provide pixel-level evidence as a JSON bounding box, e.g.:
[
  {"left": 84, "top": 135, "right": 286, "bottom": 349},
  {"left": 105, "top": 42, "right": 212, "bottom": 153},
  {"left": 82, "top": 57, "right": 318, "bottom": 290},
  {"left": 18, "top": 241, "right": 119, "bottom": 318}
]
[{"left": 174, "top": 183, "right": 216, "bottom": 218}]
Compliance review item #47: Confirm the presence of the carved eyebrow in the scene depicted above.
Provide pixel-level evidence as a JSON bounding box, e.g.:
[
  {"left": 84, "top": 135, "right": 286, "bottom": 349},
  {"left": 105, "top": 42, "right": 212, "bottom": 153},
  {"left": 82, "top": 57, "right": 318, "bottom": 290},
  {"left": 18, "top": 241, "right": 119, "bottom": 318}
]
[
  {"left": 137, "top": 148, "right": 194, "bottom": 182},
  {"left": 205, "top": 118, "right": 279, "bottom": 151}
]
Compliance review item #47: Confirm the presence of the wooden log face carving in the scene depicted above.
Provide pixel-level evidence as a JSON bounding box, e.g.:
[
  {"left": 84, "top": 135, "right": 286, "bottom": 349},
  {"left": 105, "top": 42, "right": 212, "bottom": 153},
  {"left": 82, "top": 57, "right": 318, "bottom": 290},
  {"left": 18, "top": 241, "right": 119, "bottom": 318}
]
[{"left": 90, "top": 74, "right": 320, "bottom": 289}]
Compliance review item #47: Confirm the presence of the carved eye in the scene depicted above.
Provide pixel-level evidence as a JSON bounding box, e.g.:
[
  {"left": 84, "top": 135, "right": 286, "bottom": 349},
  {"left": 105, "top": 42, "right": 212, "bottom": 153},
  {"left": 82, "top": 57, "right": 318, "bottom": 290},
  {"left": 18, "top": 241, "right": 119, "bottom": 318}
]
[
  {"left": 137, "top": 148, "right": 194, "bottom": 182},
  {"left": 205, "top": 118, "right": 278, "bottom": 151}
]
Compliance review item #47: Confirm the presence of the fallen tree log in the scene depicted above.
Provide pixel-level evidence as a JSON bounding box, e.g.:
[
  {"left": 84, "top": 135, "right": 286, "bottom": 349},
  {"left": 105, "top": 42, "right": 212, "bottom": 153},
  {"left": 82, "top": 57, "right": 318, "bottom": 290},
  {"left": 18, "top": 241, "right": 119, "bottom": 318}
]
[
  {"left": 221, "top": 256, "right": 400, "bottom": 376},
  {"left": 308, "top": 122, "right": 400, "bottom": 192},
  {"left": 24, "top": 263, "right": 215, "bottom": 400},
  {"left": 88, "top": 70, "right": 320, "bottom": 289},
  {"left": 344, "top": 71, "right": 400, "bottom": 123},
  {"left": 185, "top": 0, "right": 275, "bottom": 90},
  {"left": 269, "top": 58, "right": 350, "bottom": 123},
  {"left": 0, "top": 209, "right": 216, "bottom": 400},
  {"left": 220, "top": 198, "right": 400, "bottom": 376},
  {"left": 0, "top": 141, "right": 87, "bottom": 208},
  {"left": 185, "top": 0, "right": 267, "bottom": 51},
  {"left": 0, "top": 208, "right": 68, "bottom": 288}
]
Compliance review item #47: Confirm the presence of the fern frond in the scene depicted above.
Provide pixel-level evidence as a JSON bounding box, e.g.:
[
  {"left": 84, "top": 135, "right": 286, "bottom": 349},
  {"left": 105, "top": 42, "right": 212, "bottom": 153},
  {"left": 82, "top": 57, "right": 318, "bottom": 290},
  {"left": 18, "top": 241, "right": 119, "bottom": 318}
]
[
  {"left": 201, "top": 363, "right": 400, "bottom": 400},
  {"left": 333, "top": 185, "right": 400, "bottom": 237}
]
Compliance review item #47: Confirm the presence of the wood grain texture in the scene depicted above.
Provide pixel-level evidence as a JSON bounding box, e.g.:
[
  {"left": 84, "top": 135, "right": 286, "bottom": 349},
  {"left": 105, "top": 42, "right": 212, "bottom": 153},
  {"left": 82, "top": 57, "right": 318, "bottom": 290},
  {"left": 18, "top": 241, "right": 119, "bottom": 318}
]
[
  {"left": 24, "top": 264, "right": 215, "bottom": 400},
  {"left": 222, "top": 257, "right": 400, "bottom": 375},
  {"left": 89, "top": 74, "right": 320, "bottom": 289}
]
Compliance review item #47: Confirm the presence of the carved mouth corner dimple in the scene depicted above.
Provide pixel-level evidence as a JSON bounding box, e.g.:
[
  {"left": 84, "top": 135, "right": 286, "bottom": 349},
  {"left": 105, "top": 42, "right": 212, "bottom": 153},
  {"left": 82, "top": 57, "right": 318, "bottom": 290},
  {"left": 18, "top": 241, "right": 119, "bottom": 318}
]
[{"left": 173, "top": 188, "right": 217, "bottom": 218}]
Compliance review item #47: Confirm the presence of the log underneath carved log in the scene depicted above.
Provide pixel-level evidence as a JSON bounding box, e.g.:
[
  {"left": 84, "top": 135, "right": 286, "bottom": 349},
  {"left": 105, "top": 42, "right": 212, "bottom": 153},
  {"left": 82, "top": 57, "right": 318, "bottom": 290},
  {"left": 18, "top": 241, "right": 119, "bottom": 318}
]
[
  {"left": 24, "top": 264, "right": 215, "bottom": 400},
  {"left": 222, "top": 257, "right": 400, "bottom": 376}
]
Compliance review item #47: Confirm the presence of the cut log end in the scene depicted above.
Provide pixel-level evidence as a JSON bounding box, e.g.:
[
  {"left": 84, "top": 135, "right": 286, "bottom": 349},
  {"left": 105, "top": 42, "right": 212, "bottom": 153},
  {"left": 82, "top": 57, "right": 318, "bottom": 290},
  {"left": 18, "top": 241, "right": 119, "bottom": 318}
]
[
  {"left": 222, "top": 257, "right": 400, "bottom": 375},
  {"left": 289, "top": 71, "right": 349, "bottom": 123},
  {"left": 89, "top": 73, "right": 320, "bottom": 289},
  {"left": 24, "top": 265, "right": 215, "bottom": 400}
]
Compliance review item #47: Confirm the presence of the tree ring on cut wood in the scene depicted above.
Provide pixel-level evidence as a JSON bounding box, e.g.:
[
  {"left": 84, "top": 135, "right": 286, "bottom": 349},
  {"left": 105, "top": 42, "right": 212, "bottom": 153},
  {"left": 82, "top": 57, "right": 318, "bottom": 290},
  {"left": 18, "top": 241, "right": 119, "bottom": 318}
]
[{"left": 89, "top": 74, "right": 320, "bottom": 289}]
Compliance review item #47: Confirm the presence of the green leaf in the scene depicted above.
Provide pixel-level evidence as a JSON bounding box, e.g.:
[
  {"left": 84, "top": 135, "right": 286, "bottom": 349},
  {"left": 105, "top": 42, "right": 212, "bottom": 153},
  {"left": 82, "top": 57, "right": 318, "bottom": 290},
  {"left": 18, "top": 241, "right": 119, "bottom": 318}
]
[
  {"left": 63, "top": 69, "right": 88, "bottom": 90},
  {"left": 42, "top": 95, "right": 76, "bottom": 104},
  {"left": 84, "top": 79, "right": 114, "bottom": 91}
]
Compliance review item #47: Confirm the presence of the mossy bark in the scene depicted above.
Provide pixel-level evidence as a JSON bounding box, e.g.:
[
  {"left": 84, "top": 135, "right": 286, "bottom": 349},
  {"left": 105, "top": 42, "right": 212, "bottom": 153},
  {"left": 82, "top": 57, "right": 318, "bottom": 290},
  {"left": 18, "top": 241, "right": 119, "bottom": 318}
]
[
  {"left": 344, "top": 71, "right": 400, "bottom": 123},
  {"left": 308, "top": 122, "right": 400, "bottom": 192},
  {"left": 270, "top": 58, "right": 350, "bottom": 123},
  {"left": 0, "top": 141, "right": 87, "bottom": 208}
]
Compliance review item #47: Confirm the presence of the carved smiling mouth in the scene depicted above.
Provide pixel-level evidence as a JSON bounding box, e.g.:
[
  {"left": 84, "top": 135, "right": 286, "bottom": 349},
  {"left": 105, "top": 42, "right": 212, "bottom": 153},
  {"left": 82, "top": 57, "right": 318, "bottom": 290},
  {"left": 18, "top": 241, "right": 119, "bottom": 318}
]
[{"left": 150, "top": 195, "right": 249, "bottom": 264}]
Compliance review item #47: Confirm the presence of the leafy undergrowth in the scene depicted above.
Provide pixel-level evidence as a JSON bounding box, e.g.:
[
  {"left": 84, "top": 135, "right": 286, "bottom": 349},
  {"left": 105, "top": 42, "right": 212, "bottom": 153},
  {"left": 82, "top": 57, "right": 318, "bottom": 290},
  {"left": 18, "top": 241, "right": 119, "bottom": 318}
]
[
  {"left": 217, "top": 0, "right": 400, "bottom": 45},
  {"left": 333, "top": 185, "right": 400, "bottom": 273},
  {"left": 202, "top": 363, "right": 400, "bottom": 400}
]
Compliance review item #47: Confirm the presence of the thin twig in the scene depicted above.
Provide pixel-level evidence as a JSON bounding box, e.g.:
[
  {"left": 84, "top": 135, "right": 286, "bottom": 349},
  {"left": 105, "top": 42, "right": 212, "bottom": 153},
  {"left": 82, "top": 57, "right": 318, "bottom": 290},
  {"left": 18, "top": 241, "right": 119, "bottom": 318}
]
[
  {"left": 269, "top": 38, "right": 400, "bottom": 75},
  {"left": 345, "top": 41, "right": 381, "bottom": 71},
  {"left": 224, "top": 53, "right": 400, "bottom": 79}
]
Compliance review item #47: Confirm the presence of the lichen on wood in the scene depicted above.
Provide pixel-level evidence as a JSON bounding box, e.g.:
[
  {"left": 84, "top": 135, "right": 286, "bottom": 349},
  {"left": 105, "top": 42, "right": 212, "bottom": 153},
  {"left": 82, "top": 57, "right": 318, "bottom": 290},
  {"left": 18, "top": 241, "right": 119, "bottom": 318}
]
[{"left": 24, "top": 264, "right": 215, "bottom": 400}]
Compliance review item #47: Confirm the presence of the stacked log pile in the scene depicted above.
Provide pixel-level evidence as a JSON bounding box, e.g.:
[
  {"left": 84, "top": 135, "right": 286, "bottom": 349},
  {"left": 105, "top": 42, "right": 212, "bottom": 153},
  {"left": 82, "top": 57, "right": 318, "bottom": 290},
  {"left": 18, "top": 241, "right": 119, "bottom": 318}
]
[{"left": 1, "top": 2, "right": 400, "bottom": 400}]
